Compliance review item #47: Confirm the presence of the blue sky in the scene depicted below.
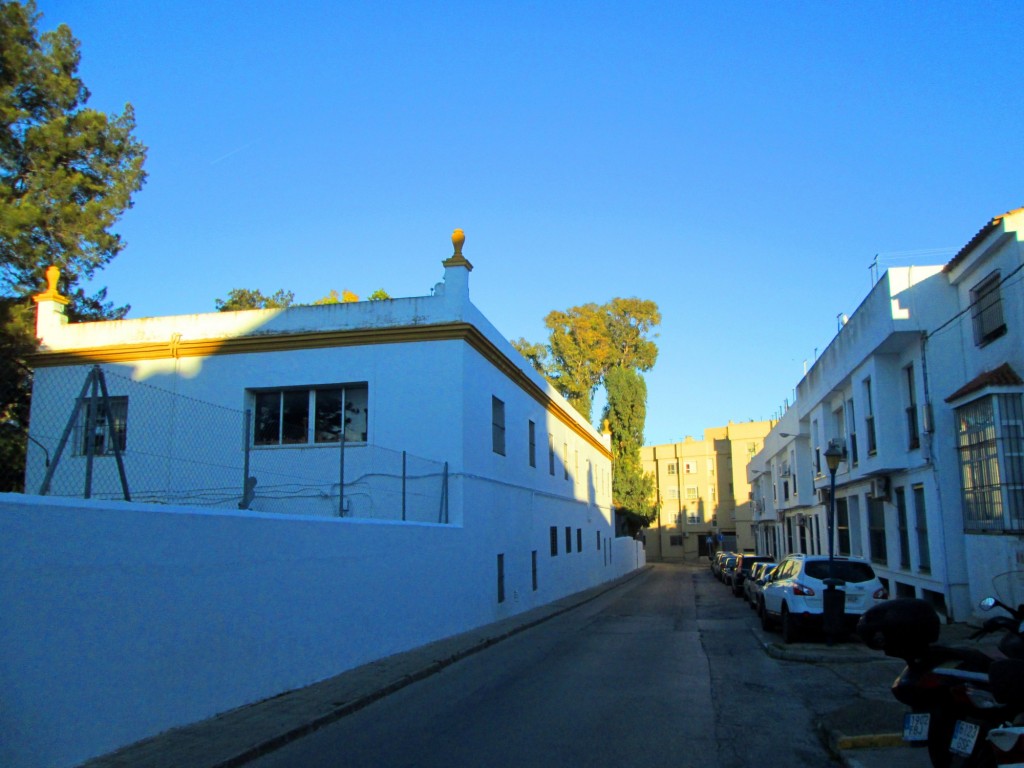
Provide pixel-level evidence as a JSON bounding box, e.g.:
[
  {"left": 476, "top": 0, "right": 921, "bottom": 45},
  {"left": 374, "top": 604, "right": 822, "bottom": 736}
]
[{"left": 40, "top": 0, "right": 1023, "bottom": 445}]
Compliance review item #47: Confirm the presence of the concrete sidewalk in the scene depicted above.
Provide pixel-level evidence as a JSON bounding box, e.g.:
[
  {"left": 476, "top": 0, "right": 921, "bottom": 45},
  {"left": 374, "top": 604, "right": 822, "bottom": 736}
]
[
  {"left": 81, "top": 566, "right": 988, "bottom": 768},
  {"left": 771, "top": 621, "right": 991, "bottom": 768}
]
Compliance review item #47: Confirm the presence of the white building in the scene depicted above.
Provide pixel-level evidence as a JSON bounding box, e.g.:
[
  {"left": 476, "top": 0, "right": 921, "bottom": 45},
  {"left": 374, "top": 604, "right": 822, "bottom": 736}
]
[
  {"left": 27, "top": 230, "right": 615, "bottom": 529},
  {"left": 750, "top": 208, "right": 1024, "bottom": 622},
  {"left": 5, "top": 231, "right": 643, "bottom": 768}
]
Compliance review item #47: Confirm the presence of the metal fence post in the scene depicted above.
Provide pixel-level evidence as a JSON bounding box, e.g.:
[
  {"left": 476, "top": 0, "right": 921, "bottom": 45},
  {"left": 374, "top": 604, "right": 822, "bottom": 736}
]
[
  {"left": 439, "top": 461, "right": 448, "bottom": 524},
  {"left": 338, "top": 431, "right": 346, "bottom": 516}
]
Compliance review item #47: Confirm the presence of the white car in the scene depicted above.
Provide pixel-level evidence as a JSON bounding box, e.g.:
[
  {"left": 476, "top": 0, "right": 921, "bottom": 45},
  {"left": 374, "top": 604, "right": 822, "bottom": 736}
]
[{"left": 759, "top": 554, "right": 888, "bottom": 643}]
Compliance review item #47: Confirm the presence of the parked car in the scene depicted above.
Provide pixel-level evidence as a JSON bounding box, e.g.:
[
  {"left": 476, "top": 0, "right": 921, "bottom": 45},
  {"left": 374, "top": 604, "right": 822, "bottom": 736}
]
[
  {"left": 730, "top": 554, "right": 775, "bottom": 597},
  {"left": 744, "top": 561, "right": 776, "bottom": 607},
  {"left": 711, "top": 551, "right": 734, "bottom": 580},
  {"left": 719, "top": 554, "right": 739, "bottom": 586},
  {"left": 759, "top": 554, "right": 889, "bottom": 643}
]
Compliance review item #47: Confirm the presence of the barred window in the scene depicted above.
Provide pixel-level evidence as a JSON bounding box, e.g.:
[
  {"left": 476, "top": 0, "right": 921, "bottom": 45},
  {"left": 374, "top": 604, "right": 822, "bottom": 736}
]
[
  {"left": 970, "top": 272, "right": 1006, "bottom": 347},
  {"left": 253, "top": 385, "right": 368, "bottom": 446},
  {"left": 75, "top": 396, "right": 128, "bottom": 456},
  {"left": 956, "top": 394, "right": 1024, "bottom": 532}
]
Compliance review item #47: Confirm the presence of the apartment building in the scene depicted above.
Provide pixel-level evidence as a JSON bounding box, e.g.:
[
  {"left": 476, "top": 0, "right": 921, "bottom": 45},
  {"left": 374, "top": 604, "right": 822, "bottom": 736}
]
[
  {"left": 641, "top": 420, "right": 773, "bottom": 560},
  {"left": 750, "top": 208, "right": 1024, "bottom": 621}
]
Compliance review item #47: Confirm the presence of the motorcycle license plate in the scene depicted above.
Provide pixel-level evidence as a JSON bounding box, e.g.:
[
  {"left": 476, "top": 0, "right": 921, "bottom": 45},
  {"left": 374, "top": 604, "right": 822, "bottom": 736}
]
[
  {"left": 904, "top": 713, "right": 930, "bottom": 742},
  {"left": 950, "top": 720, "right": 981, "bottom": 757}
]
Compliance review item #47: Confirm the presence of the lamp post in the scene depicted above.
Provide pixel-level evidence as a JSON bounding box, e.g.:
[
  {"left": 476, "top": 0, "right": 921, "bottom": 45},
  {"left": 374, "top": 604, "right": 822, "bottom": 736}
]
[{"left": 823, "top": 440, "right": 847, "bottom": 644}]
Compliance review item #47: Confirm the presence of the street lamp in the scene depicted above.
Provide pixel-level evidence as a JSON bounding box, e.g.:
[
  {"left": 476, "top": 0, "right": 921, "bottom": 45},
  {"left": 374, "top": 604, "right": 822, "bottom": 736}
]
[{"left": 823, "top": 439, "right": 847, "bottom": 644}]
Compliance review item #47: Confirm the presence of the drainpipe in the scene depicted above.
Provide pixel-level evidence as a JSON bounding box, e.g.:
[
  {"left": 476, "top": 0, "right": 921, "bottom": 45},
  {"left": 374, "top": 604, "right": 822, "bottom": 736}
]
[{"left": 920, "top": 330, "right": 966, "bottom": 620}]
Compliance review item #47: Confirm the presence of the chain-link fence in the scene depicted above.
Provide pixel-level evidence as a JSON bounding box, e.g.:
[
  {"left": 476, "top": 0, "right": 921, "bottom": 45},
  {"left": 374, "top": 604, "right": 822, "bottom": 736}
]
[{"left": 25, "top": 364, "right": 449, "bottom": 523}]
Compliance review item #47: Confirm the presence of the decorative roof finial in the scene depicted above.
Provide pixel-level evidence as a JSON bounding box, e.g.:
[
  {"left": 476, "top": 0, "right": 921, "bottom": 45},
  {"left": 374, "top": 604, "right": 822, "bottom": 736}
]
[
  {"left": 33, "top": 265, "right": 70, "bottom": 306},
  {"left": 442, "top": 228, "right": 473, "bottom": 271}
]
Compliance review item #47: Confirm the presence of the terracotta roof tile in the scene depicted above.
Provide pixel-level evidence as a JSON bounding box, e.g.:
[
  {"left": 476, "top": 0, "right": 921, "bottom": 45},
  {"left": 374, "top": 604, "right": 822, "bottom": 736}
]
[
  {"left": 945, "top": 207, "right": 1024, "bottom": 273},
  {"left": 945, "top": 363, "right": 1024, "bottom": 403}
]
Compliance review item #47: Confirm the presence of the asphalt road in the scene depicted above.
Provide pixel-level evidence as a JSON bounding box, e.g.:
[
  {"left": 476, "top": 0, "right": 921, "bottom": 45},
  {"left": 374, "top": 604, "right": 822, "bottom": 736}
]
[{"left": 250, "top": 563, "right": 896, "bottom": 767}]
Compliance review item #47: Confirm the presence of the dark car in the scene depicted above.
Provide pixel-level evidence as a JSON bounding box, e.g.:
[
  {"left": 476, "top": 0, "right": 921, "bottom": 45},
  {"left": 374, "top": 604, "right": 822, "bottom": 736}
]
[
  {"left": 711, "top": 550, "right": 734, "bottom": 580},
  {"left": 719, "top": 554, "right": 739, "bottom": 586},
  {"left": 730, "top": 554, "right": 775, "bottom": 597}
]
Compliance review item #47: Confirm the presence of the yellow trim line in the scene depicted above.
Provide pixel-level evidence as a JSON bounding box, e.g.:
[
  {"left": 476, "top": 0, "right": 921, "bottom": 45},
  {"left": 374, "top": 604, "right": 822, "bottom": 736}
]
[{"left": 29, "top": 322, "right": 613, "bottom": 460}]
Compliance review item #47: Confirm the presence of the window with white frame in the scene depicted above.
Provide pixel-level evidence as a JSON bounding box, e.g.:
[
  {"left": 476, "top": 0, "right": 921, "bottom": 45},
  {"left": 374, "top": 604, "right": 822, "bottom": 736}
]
[
  {"left": 684, "top": 460, "right": 697, "bottom": 474},
  {"left": 75, "top": 396, "right": 129, "bottom": 455},
  {"left": 970, "top": 271, "right": 1006, "bottom": 347},
  {"left": 667, "top": 488, "right": 679, "bottom": 500},
  {"left": 667, "top": 461, "right": 677, "bottom": 475},
  {"left": 685, "top": 485, "right": 698, "bottom": 500},
  {"left": 955, "top": 393, "right": 1024, "bottom": 532},
  {"left": 253, "top": 385, "right": 368, "bottom": 446}
]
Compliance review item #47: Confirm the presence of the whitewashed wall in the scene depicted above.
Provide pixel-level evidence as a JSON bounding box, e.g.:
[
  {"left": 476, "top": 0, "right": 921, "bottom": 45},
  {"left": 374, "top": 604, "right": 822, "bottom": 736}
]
[{"left": 1, "top": 493, "right": 644, "bottom": 768}]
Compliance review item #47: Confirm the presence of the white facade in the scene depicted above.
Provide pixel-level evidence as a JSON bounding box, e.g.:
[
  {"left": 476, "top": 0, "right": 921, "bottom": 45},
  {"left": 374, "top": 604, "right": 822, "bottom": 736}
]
[
  {"left": 4, "top": 235, "right": 644, "bottom": 768},
  {"left": 750, "top": 209, "right": 1024, "bottom": 622},
  {"left": 26, "top": 241, "right": 614, "bottom": 523}
]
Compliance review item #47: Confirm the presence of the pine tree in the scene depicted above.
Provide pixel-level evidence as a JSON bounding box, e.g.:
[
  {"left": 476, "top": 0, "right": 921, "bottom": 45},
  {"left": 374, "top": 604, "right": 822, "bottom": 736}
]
[{"left": 0, "top": 0, "right": 147, "bottom": 490}]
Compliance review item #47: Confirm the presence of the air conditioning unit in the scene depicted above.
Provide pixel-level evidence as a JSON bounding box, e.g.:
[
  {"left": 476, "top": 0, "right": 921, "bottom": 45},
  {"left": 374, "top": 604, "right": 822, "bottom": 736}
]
[
  {"left": 868, "top": 477, "right": 890, "bottom": 500},
  {"left": 816, "top": 487, "right": 831, "bottom": 505}
]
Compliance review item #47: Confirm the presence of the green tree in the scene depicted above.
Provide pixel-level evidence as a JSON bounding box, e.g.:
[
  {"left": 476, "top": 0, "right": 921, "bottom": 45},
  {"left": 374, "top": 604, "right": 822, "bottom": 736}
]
[
  {"left": 1, "top": 0, "right": 147, "bottom": 304},
  {"left": 516, "top": 297, "right": 660, "bottom": 525},
  {"left": 217, "top": 286, "right": 390, "bottom": 310},
  {"left": 516, "top": 298, "right": 660, "bottom": 423},
  {"left": 543, "top": 303, "right": 609, "bottom": 421},
  {"left": 603, "top": 297, "right": 660, "bottom": 372},
  {"left": 312, "top": 289, "right": 359, "bottom": 304},
  {"left": 0, "top": 1, "right": 147, "bottom": 491},
  {"left": 603, "top": 365, "right": 656, "bottom": 521},
  {"left": 214, "top": 288, "right": 295, "bottom": 311},
  {"left": 511, "top": 337, "right": 549, "bottom": 376}
]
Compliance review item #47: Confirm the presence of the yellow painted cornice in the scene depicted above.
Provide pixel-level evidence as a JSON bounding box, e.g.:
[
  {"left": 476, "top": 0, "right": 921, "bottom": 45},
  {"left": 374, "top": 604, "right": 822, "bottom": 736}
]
[{"left": 28, "top": 321, "right": 611, "bottom": 460}]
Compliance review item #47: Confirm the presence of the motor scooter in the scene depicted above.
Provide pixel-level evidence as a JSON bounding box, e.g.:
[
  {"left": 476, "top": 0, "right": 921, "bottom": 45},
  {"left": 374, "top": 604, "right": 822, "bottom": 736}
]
[
  {"left": 985, "top": 658, "right": 1024, "bottom": 766},
  {"left": 857, "top": 583, "right": 1024, "bottom": 768}
]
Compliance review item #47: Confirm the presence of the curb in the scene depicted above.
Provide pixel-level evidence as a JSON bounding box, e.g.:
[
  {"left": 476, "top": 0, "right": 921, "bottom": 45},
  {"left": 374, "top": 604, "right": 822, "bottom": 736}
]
[
  {"left": 831, "top": 732, "right": 905, "bottom": 750},
  {"left": 762, "top": 640, "right": 887, "bottom": 664}
]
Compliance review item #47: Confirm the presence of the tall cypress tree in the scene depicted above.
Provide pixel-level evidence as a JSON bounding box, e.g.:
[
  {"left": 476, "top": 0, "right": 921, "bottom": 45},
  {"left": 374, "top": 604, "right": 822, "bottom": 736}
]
[{"left": 603, "top": 365, "right": 656, "bottom": 522}]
